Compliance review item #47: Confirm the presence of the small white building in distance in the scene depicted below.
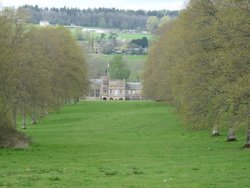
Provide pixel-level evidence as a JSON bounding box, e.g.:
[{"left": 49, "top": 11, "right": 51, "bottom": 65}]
[{"left": 39, "top": 20, "right": 50, "bottom": 26}]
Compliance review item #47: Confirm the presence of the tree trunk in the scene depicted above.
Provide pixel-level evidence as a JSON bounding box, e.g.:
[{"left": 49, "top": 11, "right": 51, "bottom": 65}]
[
  {"left": 244, "top": 110, "right": 250, "bottom": 148},
  {"left": 74, "top": 97, "right": 79, "bottom": 104},
  {"left": 212, "top": 127, "right": 220, "bottom": 136},
  {"left": 22, "top": 110, "right": 27, "bottom": 129},
  {"left": 40, "top": 110, "right": 48, "bottom": 118},
  {"left": 244, "top": 128, "right": 250, "bottom": 148},
  {"left": 12, "top": 106, "right": 17, "bottom": 129},
  {"left": 31, "top": 112, "right": 37, "bottom": 125},
  {"left": 227, "top": 127, "right": 237, "bottom": 142}
]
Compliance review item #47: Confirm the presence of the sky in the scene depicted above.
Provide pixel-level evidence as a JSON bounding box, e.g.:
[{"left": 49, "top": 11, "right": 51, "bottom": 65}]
[{"left": 1, "top": 0, "right": 187, "bottom": 11}]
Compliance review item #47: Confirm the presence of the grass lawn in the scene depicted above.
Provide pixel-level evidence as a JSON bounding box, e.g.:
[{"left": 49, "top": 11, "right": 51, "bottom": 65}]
[
  {"left": 0, "top": 101, "right": 249, "bottom": 187},
  {"left": 117, "top": 33, "right": 153, "bottom": 41}
]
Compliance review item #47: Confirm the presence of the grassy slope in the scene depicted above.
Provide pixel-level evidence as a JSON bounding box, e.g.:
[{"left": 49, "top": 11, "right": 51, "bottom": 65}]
[
  {"left": 0, "top": 101, "right": 249, "bottom": 187},
  {"left": 117, "top": 33, "right": 152, "bottom": 41}
]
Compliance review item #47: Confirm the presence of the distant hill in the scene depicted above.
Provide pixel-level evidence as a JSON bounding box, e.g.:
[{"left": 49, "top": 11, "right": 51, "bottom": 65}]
[{"left": 23, "top": 5, "right": 179, "bottom": 30}]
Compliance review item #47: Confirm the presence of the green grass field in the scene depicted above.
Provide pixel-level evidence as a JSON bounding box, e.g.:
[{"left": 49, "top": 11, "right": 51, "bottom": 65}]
[
  {"left": 0, "top": 101, "right": 249, "bottom": 187},
  {"left": 117, "top": 33, "right": 153, "bottom": 41}
]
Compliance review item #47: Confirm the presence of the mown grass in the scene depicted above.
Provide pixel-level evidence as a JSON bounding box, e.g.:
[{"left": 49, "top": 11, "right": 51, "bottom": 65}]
[
  {"left": 117, "top": 32, "right": 153, "bottom": 41},
  {"left": 0, "top": 101, "right": 249, "bottom": 187}
]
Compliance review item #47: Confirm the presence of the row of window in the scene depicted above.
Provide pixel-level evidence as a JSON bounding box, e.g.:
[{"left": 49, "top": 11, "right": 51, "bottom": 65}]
[{"left": 103, "top": 89, "right": 137, "bottom": 95}]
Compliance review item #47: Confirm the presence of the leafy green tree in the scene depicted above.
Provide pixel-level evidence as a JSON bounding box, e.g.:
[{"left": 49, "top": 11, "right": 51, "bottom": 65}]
[
  {"left": 0, "top": 8, "right": 31, "bottom": 146},
  {"left": 130, "top": 37, "right": 148, "bottom": 48},
  {"left": 146, "top": 16, "right": 159, "bottom": 33},
  {"left": 109, "top": 55, "right": 130, "bottom": 80},
  {"left": 100, "top": 33, "right": 106, "bottom": 40},
  {"left": 98, "top": 17, "right": 107, "bottom": 28},
  {"left": 159, "top": 16, "right": 170, "bottom": 28},
  {"left": 0, "top": 9, "right": 89, "bottom": 133},
  {"left": 74, "top": 28, "right": 84, "bottom": 41},
  {"left": 143, "top": 0, "right": 250, "bottom": 146}
]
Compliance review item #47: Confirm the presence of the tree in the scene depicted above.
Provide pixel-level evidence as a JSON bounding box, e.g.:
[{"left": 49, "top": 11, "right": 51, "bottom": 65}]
[
  {"left": 146, "top": 16, "right": 159, "bottom": 33},
  {"left": 23, "top": 5, "right": 179, "bottom": 30},
  {"left": 143, "top": 0, "right": 250, "bottom": 146},
  {"left": 109, "top": 55, "right": 130, "bottom": 80},
  {"left": 74, "top": 28, "right": 84, "bottom": 41},
  {"left": 159, "top": 16, "right": 170, "bottom": 28},
  {"left": 0, "top": 8, "right": 31, "bottom": 147},
  {"left": 98, "top": 17, "right": 107, "bottom": 28},
  {"left": 100, "top": 33, "right": 106, "bottom": 40},
  {"left": 0, "top": 8, "right": 89, "bottom": 142},
  {"left": 130, "top": 37, "right": 148, "bottom": 48}
]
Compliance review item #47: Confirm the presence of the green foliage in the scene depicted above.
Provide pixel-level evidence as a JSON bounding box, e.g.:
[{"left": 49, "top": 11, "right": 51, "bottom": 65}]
[
  {"left": 73, "top": 28, "right": 84, "bottom": 41},
  {"left": 88, "top": 54, "right": 146, "bottom": 82},
  {"left": 159, "top": 16, "right": 170, "bottom": 28},
  {"left": 0, "top": 101, "right": 249, "bottom": 187},
  {"left": 130, "top": 37, "right": 148, "bottom": 48},
  {"left": 0, "top": 9, "right": 89, "bottom": 133},
  {"left": 23, "top": 5, "right": 179, "bottom": 30},
  {"left": 143, "top": 0, "right": 250, "bottom": 131},
  {"left": 109, "top": 55, "right": 130, "bottom": 80},
  {"left": 146, "top": 16, "right": 159, "bottom": 33}
]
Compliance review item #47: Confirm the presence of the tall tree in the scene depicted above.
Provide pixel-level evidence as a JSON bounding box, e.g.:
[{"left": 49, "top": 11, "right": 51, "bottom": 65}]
[
  {"left": 109, "top": 55, "right": 130, "bottom": 80},
  {"left": 143, "top": 0, "right": 250, "bottom": 146},
  {"left": 146, "top": 16, "right": 159, "bottom": 33}
]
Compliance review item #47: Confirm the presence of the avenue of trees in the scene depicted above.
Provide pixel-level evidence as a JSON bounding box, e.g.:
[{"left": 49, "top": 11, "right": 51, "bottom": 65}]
[
  {"left": 143, "top": 0, "right": 250, "bottom": 147},
  {"left": 22, "top": 5, "right": 179, "bottom": 31},
  {"left": 0, "top": 8, "right": 88, "bottom": 147}
]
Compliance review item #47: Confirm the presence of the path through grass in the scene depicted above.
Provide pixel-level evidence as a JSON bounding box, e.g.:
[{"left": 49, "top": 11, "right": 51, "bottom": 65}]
[{"left": 0, "top": 101, "right": 249, "bottom": 187}]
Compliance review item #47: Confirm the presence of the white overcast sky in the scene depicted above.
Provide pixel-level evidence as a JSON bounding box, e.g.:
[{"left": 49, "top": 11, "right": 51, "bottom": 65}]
[{"left": 1, "top": 0, "right": 187, "bottom": 10}]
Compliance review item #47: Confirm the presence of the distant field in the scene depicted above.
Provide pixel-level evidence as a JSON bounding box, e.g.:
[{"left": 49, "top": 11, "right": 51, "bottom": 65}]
[
  {"left": 0, "top": 101, "right": 249, "bottom": 187},
  {"left": 68, "top": 26, "right": 153, "bottom": 41},
  {"left": 117, "top": 32, "right": 153, "bottom": 41}
]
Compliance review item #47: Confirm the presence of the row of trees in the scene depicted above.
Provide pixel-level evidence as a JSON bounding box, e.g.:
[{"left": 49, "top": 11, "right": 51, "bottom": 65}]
[
  {"left": 130, "top": 37, "right": 149, "bottom": 48},
  {"left": 143, "top": 0, "right": 250, "bottom": 147},
  {"left": 23, "top": 5, "right": 179, "bottom": 30},
  {"left": 0, "top": 8, "right": 88, "bottom": 147}
]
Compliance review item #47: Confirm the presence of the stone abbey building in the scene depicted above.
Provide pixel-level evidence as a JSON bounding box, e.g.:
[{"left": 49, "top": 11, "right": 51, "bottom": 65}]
[{"left": 88, "top": 75, "right": 143, "bottom": 100}]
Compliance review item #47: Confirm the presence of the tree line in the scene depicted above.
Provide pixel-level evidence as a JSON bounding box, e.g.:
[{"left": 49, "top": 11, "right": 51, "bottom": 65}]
[
  {"left": 22, "top": 5, "right": 179, "bottom": 30},
  {"left": 143, "top": 0, "right": 250, "bottom": 147},
  {"left": 0, "top": 8, "right": 88, "bottom": 148}
]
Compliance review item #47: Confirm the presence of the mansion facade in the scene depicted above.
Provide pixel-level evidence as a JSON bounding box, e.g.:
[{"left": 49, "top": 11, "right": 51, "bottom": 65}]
[{"left": 88, "top": 75, "right": 143, "bottom": 100}]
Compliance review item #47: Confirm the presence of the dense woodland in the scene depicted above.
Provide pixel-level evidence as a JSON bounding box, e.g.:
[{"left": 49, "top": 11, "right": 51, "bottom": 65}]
[
  {"left": 22, "top": 5, "right": 179, "bottom": 30},
  {"left": 143, "top": 0, "right": 250, "bottom": 147},
  {"left": 0, "top": 8, "right": 88, "bottom": 148}
]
